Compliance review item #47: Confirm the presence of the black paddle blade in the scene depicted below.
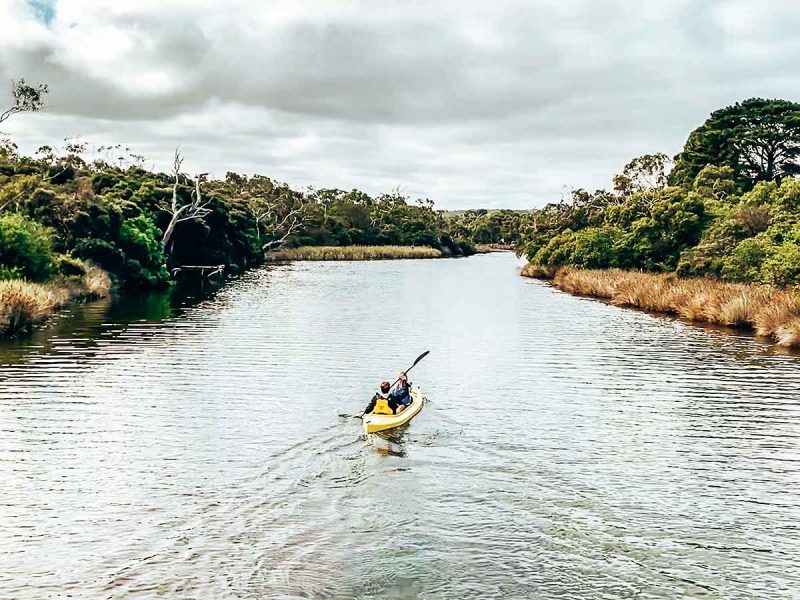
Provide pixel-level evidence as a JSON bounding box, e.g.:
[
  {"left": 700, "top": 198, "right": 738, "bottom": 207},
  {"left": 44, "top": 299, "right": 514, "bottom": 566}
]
[{"left": 410, "top": 350, "right": 430, "bottom": 368}]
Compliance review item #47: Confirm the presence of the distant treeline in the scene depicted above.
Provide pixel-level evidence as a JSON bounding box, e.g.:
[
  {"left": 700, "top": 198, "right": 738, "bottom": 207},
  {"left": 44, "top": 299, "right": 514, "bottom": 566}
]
[
  {"left": 519, "top": 98, "right": 800, "bottom": 287},
  {"left": 0, "top": 140, "right": 492, "bottom": 290}
]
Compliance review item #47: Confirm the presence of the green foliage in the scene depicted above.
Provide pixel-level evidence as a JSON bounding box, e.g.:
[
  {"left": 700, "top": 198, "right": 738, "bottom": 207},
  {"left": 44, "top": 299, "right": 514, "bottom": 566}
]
[
  {"left": 521, "top": 98, "right": 800, "bottom": 287},
  {"left": 445, "top": 209, "right": 524, "bottom": 245},
  {"left": 721, "top": 236, "right": 772, "bottom": 282},
  {"left": 119, "top": 216, "right": 170, "bottom": 288},
  {"left": 0, "top": 143, "right": 480, "bottom": 291},
  {"left": 671, "top": 98, "right": 800, "bottom": 190},
  {"left": 0, "top": 212, "right": 54, "bottom": 281},
  {"left": 760, "top": 243, "right": 800, "bottom": 286},
  {"left": 54, "top": 253, "right": 87, "bottom": 276},
  {"left": 73, "top": 238, "right": 124, "bottom": 272},
  {"left": 532, "top": 227, "right": 622, "bottom": 269},
  {"left": 0, "top": 265, "right": 22, "bottom": 279}
]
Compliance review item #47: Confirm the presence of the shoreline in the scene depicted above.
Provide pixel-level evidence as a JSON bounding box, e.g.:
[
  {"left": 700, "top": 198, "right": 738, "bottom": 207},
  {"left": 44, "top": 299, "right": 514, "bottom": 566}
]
[
  {"left": 475, "top": 243, "right": 516, "bottom": 254},
  {"left": 265, "top": 245, "right": 447, "bottom": 262},
  {"left": 0, "top": 263, "right": 111, "bottom": 337},
  {"left": 521, "top": 263, "right": 800, "bottom": 349}
]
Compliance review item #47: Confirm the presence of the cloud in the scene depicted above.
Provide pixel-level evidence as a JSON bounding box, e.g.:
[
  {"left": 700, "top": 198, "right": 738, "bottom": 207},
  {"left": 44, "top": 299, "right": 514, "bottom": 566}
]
[{"left": 1, "top": 0, "right": 799, "bottom": 208}]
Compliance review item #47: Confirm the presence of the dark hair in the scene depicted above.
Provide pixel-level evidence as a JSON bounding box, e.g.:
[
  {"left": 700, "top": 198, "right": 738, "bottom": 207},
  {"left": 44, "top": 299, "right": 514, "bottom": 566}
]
[{"left": 380, "top": 381, "right": 391, "bottom": 393}]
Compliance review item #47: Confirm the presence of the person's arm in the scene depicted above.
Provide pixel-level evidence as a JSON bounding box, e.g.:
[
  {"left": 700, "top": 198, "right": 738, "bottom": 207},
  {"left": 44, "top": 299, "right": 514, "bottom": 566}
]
[
  {"left": 391, "top": 371, "right": 408, "bottom": 391},
  {"left": 363, "top": 395, "right": 377, "bottom": 415},
  {"left": 389, "top": 373, "right": 409, "bottom": 400}
]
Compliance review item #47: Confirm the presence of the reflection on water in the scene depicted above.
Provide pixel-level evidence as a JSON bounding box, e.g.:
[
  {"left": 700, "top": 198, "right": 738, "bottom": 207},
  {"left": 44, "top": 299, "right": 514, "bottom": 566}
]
[
  {"left": 0, "top": 277, "right": 224, "bottom": 366},
  {"left": 1, "top": 253, "right": 799, "bottom": 599}
]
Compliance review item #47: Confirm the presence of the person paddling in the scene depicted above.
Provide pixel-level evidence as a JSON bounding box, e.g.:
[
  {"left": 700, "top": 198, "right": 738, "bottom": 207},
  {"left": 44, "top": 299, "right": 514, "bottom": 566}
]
[{"left": 363, "top": 372, "right": 411, "bottom": 415}]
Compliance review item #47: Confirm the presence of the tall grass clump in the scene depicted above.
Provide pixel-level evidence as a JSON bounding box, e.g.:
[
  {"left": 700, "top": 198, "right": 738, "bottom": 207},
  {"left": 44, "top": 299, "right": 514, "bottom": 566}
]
[
  {"left": 520, "top": 263, "right": 558, "bottom": 279},
  {"left": 0, "top": 280, "right": 68, "bottom": 335},
  {"left": 0, "top": 259, "right": 111, "bottom": 336},
  {"left": 522, "top": 263, "right": 800, "bottom": 349},
  {"left": 265, "top": 245, "right": 443, "bottom": 261}
]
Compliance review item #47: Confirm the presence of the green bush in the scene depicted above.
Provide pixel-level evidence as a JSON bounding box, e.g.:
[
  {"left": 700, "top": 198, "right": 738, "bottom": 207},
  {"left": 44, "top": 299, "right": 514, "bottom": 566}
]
[
  {"left": 760, "top": 243, "right": 800, "bottom": 286},
  {"left": 118, "top": 216, "right": 169, "bottom": 288},
  {"left": 569, "top": 227, "right": 619, "bottom": 268},
  {"left": 0, "top": 265, "right": 22, "bottom": 279},
  {"left": 73, "top": 238, "right": 125, "bottom": 272},
  {"left": 0, "top": 213, "right": 55, "bottom": 281},
  {"left": 54, "top": 254, "right": 87, "bottom": 276},
  {"left": 722, "top": 236, "right": 772, "bottom": 282}
]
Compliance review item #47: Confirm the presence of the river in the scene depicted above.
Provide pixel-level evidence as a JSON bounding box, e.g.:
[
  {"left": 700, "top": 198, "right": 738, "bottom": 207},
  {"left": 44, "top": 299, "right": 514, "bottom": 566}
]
[{"left": 1, "top": 252, "right": 799, "bottom": 599}]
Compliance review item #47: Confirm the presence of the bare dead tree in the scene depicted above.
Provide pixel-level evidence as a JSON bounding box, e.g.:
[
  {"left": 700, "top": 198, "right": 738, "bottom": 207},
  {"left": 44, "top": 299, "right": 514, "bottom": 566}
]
[
  {"left": 261, "top": 205, "right": 304, "bottom": 251},
  {"left": 251, "top": 191, "right": 305, "bottom": 250},
  {"left": 160, "top": 150, "right": 212, "bottom": 252}
]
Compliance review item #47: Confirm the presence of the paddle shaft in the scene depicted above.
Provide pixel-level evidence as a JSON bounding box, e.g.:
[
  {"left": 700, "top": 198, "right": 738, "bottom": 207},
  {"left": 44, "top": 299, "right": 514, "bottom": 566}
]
[{"left": 390, "top": 350, "right": 429, "bottom": 387}]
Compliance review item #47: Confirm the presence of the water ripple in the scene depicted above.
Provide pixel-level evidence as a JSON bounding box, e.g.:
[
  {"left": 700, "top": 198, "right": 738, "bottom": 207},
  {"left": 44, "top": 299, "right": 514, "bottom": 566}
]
[{"left": 1, "top": 254, "right": 799, "bottom": 598}]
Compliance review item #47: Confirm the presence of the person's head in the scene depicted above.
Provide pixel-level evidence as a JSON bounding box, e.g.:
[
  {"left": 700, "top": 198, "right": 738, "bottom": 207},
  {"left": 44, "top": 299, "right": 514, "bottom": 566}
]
[{"left": 379, "top": 381, "right": 391, "bottom": 394}]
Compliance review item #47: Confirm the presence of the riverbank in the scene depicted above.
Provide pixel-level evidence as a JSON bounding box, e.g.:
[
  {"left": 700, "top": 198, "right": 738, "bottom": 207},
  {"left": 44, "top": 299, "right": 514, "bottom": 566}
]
[
  {"left": 521, "top": 263, "right": 800, "bottom": 348},
  {"left": 265, "top": 245, "right": 444, "bottom": 261},
  {"left": 475, "top": 243, "right": 516, "bottom": 253},
  {"left": 0, "top": 263, "right": 111, "bottom": 337}
]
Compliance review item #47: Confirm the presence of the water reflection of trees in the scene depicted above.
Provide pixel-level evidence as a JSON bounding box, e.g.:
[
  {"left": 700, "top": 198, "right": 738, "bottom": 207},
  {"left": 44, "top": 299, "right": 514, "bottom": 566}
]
[{"left": 0, "top": 277, "right": 224, "bottom": 366}]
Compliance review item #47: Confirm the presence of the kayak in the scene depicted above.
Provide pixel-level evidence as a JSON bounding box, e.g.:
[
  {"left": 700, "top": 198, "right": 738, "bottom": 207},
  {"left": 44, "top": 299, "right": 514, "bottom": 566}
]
[{"left": 362, "top": 386, "right": 425, "bottom": 434}]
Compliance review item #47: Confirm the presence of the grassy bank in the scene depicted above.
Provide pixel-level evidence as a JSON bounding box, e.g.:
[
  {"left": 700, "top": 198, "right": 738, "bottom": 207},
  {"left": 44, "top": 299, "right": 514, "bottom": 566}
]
[
  {"left": 475, "top": 243, "right": 516, "bottom": 253},
  {"left": 0, "top": 263, "right": 111, "bottom": 337},
  {"left": 521, "top": 264, "right": 800, "bottom": 348},
  {"left": 265, "top": 245, "right": 444, "bottom": 261}
]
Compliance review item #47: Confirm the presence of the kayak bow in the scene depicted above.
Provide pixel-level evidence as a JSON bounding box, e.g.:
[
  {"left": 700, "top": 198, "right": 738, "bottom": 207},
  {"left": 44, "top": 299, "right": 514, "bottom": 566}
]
[{"left": 362, "top": 387, "right": 425, "bottom": 434}]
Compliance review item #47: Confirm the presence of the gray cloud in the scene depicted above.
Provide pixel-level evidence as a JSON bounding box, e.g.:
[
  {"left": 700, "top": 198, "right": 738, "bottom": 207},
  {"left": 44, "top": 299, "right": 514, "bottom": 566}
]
[{"left": 1, "top": 0, "right": 799, "bottom": 208}]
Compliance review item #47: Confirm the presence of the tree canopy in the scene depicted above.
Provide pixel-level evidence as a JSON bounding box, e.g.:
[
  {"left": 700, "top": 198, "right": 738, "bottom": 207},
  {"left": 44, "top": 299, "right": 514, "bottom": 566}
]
[
  {"left": 520, "top": 98, "right": 800, "bottom": 287},
  {"left": 671, "top": 98, "right": 800, "bottom": 190}
]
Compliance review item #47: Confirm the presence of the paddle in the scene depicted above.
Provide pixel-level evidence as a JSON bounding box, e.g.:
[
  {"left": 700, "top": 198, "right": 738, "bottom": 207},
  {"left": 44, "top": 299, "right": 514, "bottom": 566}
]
[
  {"left": 392, "top": 350, "right": 430, "bottom": 386},
  {"left": 339, "top": 350, "right": 430, "bottom": 419}
]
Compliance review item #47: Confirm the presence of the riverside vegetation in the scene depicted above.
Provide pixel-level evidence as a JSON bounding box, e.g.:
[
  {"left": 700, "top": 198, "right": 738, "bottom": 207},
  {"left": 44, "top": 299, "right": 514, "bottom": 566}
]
[
  {"left": 519, "top": 98, "right": 800, "bottom": 347},
  {"left": 265, "top": 245, "right": 443, "bottom": 261},
  {"left": 0, "top": 80, "right": 495, "bottom": 336}
]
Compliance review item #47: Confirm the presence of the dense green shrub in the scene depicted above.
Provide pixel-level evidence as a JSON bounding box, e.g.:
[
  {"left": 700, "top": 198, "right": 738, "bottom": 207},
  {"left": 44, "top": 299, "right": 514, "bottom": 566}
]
[
  {"left": 722, "top": 237, "right": 772, "bottom": 282},
  {"left": 0, "top": 213, "right": 55, "bottom": 281},
  {"left": 54, "top": 254, "right": 87, "bottom": 276},
  {"left": 118, "top": 216, "right": 169, "bottom": 288},
  {"left": 760, "top": 243, "right": 800, "bottom": 286},
  {"left": 73, "top": 238, "right": 125, "bottom": 271}
]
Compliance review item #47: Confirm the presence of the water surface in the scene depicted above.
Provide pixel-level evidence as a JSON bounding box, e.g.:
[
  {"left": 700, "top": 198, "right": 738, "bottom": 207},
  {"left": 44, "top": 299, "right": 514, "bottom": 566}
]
[{"left": 1, "top": 253, "right": 799, "bottom": 599}]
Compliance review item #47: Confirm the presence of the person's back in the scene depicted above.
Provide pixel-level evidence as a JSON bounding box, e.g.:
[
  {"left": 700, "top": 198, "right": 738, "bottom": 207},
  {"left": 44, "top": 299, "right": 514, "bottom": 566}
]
[
  {"left": 389, "top": 373, "right": 411, "bottom": 408},
  {"left": 363, "top": 373, "right": 410, "bottom": 415},
  {"left": 363, "top": 381, "right": 395, "bottom": 415}
]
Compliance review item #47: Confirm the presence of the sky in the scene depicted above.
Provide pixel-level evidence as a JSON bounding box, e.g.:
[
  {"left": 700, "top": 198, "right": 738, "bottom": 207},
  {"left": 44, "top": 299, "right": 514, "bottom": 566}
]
[{"left": 0, "top": 0, "right": 799, "bottom": 209}]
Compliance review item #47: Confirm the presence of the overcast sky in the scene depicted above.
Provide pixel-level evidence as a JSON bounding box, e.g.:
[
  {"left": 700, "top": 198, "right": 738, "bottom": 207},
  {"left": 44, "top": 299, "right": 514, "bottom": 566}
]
[{"left": 1, "top": 0, "right": 798, "bottom": 208}]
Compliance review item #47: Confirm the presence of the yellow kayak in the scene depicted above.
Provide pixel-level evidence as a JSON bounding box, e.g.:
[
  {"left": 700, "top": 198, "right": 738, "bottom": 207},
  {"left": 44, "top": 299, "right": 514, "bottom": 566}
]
[{"left": 362, "top": 387, "right": 425, "bottom": 434}]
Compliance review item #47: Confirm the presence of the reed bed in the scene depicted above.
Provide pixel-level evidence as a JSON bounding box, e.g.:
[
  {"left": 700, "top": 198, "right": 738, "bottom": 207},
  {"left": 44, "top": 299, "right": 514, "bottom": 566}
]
[
  {"left": 475, "top": 243, "right": 516, "bottom": 254},
  {"left": 521, "top": 263, "right": 800, "bottom": 348},
  {"left": 0, "top": 262, "right": 111, "bottom": 336},
  {"left": 265, "top": 245, "right": 443, "bottom": 261}
]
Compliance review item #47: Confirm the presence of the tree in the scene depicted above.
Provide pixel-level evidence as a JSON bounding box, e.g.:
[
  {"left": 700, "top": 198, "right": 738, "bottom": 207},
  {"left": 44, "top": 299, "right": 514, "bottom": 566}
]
[
  {"left": 160, "top": 150, "right": 212, "bottom": 254},
  {"left": 613, "top": 153, "right": 673, "bottom": 206},
  {"left": 225, "top": 173, "right": 306, "bottom": 251},
  {"left": 0, "top": 79, "right": 49, "bottom": 125},
  {"left": 671, "top": 98, "right": 800, "bottom": 190}
]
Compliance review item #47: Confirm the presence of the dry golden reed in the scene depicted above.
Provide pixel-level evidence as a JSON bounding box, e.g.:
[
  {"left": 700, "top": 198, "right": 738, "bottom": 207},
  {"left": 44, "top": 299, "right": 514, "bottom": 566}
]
[
  {"left": 0, "top": 280, "right": 68, "bottom": 335},
  {"left": 0, "top": 261, "right": 111, "bottom": 336},
  {"left": 265, "top": 245, "right": 442, "bottom": 261},
  {"left": 522, "top": 263, "right": 800, "bottom": 348}
]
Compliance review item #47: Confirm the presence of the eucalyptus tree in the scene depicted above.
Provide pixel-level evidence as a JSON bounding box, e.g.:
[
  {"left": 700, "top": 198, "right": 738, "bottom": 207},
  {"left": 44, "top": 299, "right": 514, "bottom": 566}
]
[{"left": 0, "top": 79, "right": 48, "bottom": 125}]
